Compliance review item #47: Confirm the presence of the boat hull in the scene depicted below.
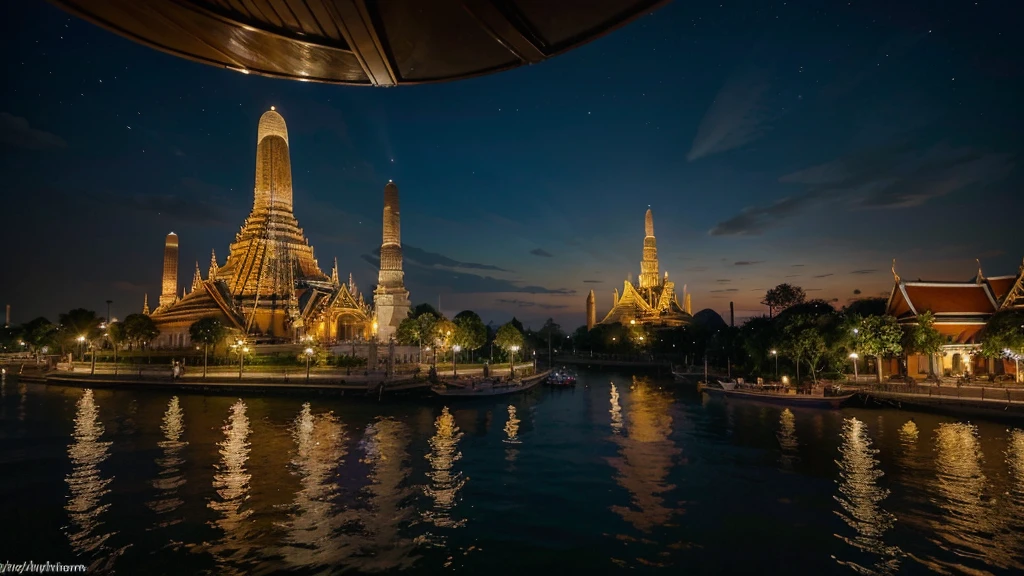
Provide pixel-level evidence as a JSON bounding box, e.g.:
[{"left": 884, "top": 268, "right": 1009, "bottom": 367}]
[
  {"left": 432, "top": 370, "right": 549, "bottom": 398},
  {"left": 699, "top": 384, "right": 853, "bottom": 409}
]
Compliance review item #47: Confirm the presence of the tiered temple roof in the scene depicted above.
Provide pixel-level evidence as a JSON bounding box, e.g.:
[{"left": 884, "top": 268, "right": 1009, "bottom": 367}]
[
  {"left": 594, "top": 209, "right": 692, "bottom": 328},
  {"left": 148, "top": 109, "right": 373, "bottom": 346},
  {"left": 885, "top": 258, "right": 1024, "bottom": 344}
]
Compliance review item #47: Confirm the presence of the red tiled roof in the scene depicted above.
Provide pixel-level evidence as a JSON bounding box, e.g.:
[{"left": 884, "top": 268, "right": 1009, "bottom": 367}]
[
  {"left": 986, "top": 276, "right": 1017, "bottom": 303},
  {"left": 902, "top": 283, "right": 995, "bottom": 315}
]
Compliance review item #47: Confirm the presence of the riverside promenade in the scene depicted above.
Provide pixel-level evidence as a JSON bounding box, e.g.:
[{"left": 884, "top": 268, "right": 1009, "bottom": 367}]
[
  {"left": 848, "top": 380, "right": 1024, "bottom": 419},
  {"left": 9, "top": 361, "right": 535, "bottom": 397}
]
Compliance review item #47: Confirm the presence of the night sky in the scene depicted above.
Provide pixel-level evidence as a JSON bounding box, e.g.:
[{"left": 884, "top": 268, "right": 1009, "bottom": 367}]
[{"left": 2, "top": 1, "right": 1021, "bottom": 330}]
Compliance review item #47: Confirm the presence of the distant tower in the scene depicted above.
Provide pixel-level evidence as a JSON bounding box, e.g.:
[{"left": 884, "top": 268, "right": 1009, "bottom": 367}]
[
  {"left": 159, "top": 232, "right": 179, "bottom": 308},
  {"left": 586, "top": 290, "right": 597, "bottom": 331},
  {"left": 142, "top": 293, "right": 150, "bottom": 315},
  {"left": 638, "top": 208, "right": 660, "bottom": 289},
  {"left": 192, "top": 261, "right": 203, "bottom": 292},
  {"left": 373, "top": 180, "right": 411, "bottom": 342}
]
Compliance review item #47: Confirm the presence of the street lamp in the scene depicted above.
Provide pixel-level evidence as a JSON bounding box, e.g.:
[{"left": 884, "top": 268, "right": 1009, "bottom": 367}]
[
  {"left": 453, "top": 344, "right": 461, "bottom": 377},
  {"left": 234, "top": 339, "right": 247, "bottom": 379},
  {"left": 510, "top": 344, "right": 520, "bottom": 378},
  {"left": 849, "top": 352, "right": 859, "bottom": 382},
  {"left": 77, "top": 335, "right": 86, "bottom": 362},
  {"left": 305, "top": 347, "right": 314, "bottom": 382},
  {"left": 532, "top": 349, "right": 537, "bottom": 372},
  {"left": 771, "top": 349, "right": 778, "bottom": 379}
]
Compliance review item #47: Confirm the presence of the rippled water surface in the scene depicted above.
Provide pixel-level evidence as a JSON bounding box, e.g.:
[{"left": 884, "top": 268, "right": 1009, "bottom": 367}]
[{"left": 1, "top": 371, "right": 1023, "bottom": 575}]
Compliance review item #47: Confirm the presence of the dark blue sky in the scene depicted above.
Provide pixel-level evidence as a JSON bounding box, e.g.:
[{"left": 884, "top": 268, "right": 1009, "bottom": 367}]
[{"left": 2, "top": 0, "right": 1021, "bottom": 329}]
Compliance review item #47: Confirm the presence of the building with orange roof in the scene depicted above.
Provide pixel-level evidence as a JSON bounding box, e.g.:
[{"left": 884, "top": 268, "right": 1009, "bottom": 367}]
[{"left": 884, "top": 258, "right": 1023, "bottom": 380}]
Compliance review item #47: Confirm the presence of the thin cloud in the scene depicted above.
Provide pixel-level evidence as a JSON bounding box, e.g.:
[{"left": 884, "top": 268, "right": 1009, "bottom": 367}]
[
  {"left": 715, "top": 279, "right": 732, "bottom": 283},
  {"left": 813, "top": 273, "right": 834, "bottom": 278},
  {"left": 582, "top": 280, "right": 602, "bottom": 283},
  {"left": 688, "top": 68, "right": 773, "bottom": 161},
  {"left": 708, "top": 141, "right": 1014, "bottom": 236},
  {"left": 710, "top": 288, "right": 740, "bottom": 293},
  {"left": 381, "top": 245, "right": 509, "bottom": 272},
  {"left": 734, "top": 261, "right": 764, "bottom": 266},
  {"left": 530, "top": 248, "right": 553, "bottom": 258},
  {"left": 849, "top": 269, "right": 877, "bottom": 274},
  {"left": 495, "top": 299, "right": 568, "bottom": 310},
  {"left": 360, "top": 253, "right": 571, "bottom": 295},
  {"left": 0, "top": 113, "right": 66, "bottom": 150}
]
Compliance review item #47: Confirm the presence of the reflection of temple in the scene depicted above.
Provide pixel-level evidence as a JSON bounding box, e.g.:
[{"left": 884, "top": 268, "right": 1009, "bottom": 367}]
[
  {"left": 279, "top": 403, "right": 353, "bottom": 570},
  {"left": 832, "top": 418, "right": 900, "bottom": 573},
  {"left": 776, "top": 409, "right": 799, "bottom": 469},
  {"left": 504, "top": 405, "right": 521, "bottom": 464},
  {"left": 147, "top": 109, "right": 390, "bottom": 346},
  {"left": 65, "top": 390, "right": 120, "bottom": 572},
  {"left": 355, "top": 417, "right": 418, "bottom": 572},
  {"left": 606, "top": 379, "right": 681, "bottom": 532},
  {"left": 590, "top": 209, "right": 692, "bottom": 328},
  {"left": 423, "top": 407, "right": 467, "bottom": 529},
  {"left": 206, "top": 400, "right": 255, "bottom": 576},
  {"left": 885, "top": 259, "right": 1023, "bottom": 380},
  {"left": 148, "top": 396, "right": 188, "bottom": 525}
]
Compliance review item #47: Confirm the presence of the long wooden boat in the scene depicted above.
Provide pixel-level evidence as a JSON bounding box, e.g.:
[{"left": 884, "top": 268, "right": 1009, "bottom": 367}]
[
  {"left": 698, "top": 381, "right": 854, "bottom": 409},
  {"left": 432, "top": 370, "right": 550, "bottom": 398}
]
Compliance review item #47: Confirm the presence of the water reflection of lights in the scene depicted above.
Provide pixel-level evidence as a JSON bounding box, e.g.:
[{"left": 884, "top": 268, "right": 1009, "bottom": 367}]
[
  {"left": 206, "top": 400, "right": 254, "bottom": 576},
  {"left": 504, "top": 405, "right": 520, "bottom": 465},
  {"left": 424, "top": 407, "right": 467, "bottom": 529},
  {"left": 148, "top": 396, "right": 188, "bottom": 524},
  {"left": 776, "top": 408, "right": 799, "bottom": 469},
  {"left": 833, "top": 417, "right": 901, "bottom": 574},
  {"left": 65, "top": 389, "right": 124, "bottom": 572},
  {"left": 607, "top": 378, "right": 681, "bottom": 535},
  {"left": 929, "top": 422, "right": 1019, "bottom": 572},
  {"left": 609, "top": 384, "right": 623, "bottom": 434},
  {"left": 356, "top": 417, "right": 417, "bottom": 571},
  {"left": 279, "top": 402, "right": 352, "bottom": 570}
]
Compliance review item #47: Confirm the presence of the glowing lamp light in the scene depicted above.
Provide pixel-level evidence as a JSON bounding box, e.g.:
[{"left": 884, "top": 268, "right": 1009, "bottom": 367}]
[
  {"left": 771, "top": 349, "right": 777, "bottom": 355},
  {"left": 849, "top": 352, "right": 859, "bottom": 359},
  {"left": 305, "top": 347, "right": 314, "bottom": 356},
  {"left": 453, "top": 345, "right": 461, "bottom": 353},
  {"left": 781, "top": 375, "right": 790, "bottom": 385},
  {"left": 511, "top": 345, "right": 520, "bottom": 353}
]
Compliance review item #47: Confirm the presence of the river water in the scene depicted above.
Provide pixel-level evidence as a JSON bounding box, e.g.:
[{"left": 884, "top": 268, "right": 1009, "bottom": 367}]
[{"left": 1, "top": 371, "right": 1022, "bottom": 575}]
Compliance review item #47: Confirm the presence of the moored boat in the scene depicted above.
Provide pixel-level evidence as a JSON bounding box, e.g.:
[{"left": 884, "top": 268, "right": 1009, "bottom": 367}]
[
  {"left": 698, "top": 381, "right": 854, "bottom": 409},
  {"left": 546, "top": 368, "right": 577, "bottom": 387},
  {"left": 432, "top": 370, "right": 550, "bottom": 398}
]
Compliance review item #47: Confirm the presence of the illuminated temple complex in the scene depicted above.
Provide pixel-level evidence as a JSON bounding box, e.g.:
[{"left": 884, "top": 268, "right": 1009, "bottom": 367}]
[
  {"left": 147, "top": 109, "right": 408, "bottom": 347},
  {"left": 587, "top": 209, "right": 692, "bottom": 329}
]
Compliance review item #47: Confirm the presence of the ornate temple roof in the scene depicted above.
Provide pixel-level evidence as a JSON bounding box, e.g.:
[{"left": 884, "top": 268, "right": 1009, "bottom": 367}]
[{"left": 51, "top": 0, "right": 668, "bottom": 86}]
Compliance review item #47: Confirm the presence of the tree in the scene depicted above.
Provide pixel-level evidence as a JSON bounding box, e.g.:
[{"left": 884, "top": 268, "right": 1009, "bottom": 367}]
[
  {"left": 411, "top": 303, "right": 440, "bottom": 318},
  {"left": 739, "top": 316, "right": 776, "bottom": 376},
  {"left": 432, "top": 317, "right": 457, "bottom": 362},
  {"left": 538, "top": 318, "right": 563, "bottom": 362},
  {"left": 20, "top": 317, "right": 56, "bottom": 360},
  {"left": 858, "top": 315, "right": 903, "bottom": 382},
  {"left": 762, "top": 284, "right": 806, "bottom": 318},
  {"left": 123, "top": 313, "right": 160, "bottom": 349},
  {"left": 107, "top": 321, "right": 126, "bottom": 374},
  {"left": 785, "top": 321, "right": 829, "bottom": 384},
  {"left": 904, "top": 311, "right": 944, "bottom": 378},
  {"left": 189, "top": 317, "right": 228, "bottom": 377},
  {"left": 980, "top": 310, "right": 1024, "bottom": 382},
  {"left": 57, "top": 309, "right": 102, "bottom": 356},
  {"left": 494, "top": 322, "right": 525, "bottom": 375},
  {"left": 453, "top": 310, "right": 487, "bottom": 362},
  {"left": 843, "top": 297, "right": 888, "bottom": 318},
  {"left": 395, "top": 316, "right": 420, "bottom": 346}
]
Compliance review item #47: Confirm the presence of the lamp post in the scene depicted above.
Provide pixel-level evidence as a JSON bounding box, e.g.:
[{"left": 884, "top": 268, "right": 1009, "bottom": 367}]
[
  {"left": 453, "top": 344, "right": 461, "bottom": 377},
  {"left": 532, "top": 350, "right": 537, "bottom": 372},
  {"left": 77, "top": 335, "right": 86, "bottom": 363},
  {"left": 90, "top": 341, "right": 96, "bottom": 375},
  {"left": 234, "top": 340, "right": 247, "bottom": 379},
  {"left": 771, "top": 349, "right": 778, "bottom": 379},
  {"left": 849, "top": 352, "right": 859, "bottom": 382},
  {"left": 305, "top": 347, "right": 314, "bottom": 382},
  {"left": 510, "top": 345, "right": 520, "bottom": 378}
]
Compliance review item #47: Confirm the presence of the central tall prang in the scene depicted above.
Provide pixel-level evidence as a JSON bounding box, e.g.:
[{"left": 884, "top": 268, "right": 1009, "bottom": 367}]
[{"left": 216, "top": 107, "right": 327, "bottom": 335}]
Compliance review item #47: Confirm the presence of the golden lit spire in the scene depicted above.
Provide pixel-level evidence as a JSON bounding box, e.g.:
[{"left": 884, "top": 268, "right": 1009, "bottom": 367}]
[
  {"left": 891, "top": 259, "right": 900, "bottom": 284},
  {"left": 143, "top": 293, "right": 150, "bottom": 315},
  {"left": 975, "top": 258, "right": 985, "bottom": 283},
  {"left": 638, "top": 209, "right": 659, "bottom": 289},
  {"left": 208, "top": 249, "right": 219, "bottom": 280}
]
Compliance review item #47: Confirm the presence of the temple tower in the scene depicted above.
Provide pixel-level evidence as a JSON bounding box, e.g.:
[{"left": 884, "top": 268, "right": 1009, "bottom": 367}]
[
  {"left": 586, "top": 290, "right": 597, "bottom": 330},
  {"left": 159, "top": 232, "right": 179, "bottom": 308},
  {"left": 638, "top": 208, "right": 660, "bottom": 289},
  {"left": 216, "top": 107, "right": 327, "bottom": 336},
  {"left": 373, "top": 180, "right": 411, "bottom": 342}
]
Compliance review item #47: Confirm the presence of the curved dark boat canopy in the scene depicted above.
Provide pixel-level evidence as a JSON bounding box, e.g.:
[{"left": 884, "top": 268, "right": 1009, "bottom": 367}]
[{"left": 50, "top": 0, "right": 669, "bottom": 86}]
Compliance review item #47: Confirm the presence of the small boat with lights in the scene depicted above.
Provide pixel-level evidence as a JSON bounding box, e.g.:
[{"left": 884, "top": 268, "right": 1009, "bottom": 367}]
[
  {"left": 698, "top": 380, "right": 854, "bottom": 409},
  {"left": 546, "top": 368, "right": 577, "bottom": 387},
  {"left": 432, "top": 370, "right": 550, "bottom": 398}
]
